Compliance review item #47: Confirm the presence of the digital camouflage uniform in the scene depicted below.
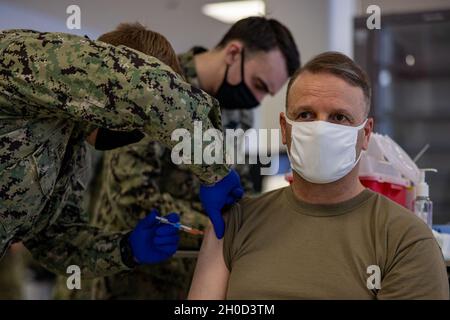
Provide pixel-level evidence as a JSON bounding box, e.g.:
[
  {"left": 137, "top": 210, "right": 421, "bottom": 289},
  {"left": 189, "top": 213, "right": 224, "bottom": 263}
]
[
  {"left": 0, "top": 30, "right": 230, "bottom": 280},
  {"left": 54, "top": 47, "right": 258, "bottom": 299}
]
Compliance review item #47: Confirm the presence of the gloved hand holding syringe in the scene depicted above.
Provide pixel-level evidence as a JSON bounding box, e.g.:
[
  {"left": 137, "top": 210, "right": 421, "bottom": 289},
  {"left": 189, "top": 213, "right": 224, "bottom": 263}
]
[{"left": 155, "top": 216, "right": 204, "bottom": 236}]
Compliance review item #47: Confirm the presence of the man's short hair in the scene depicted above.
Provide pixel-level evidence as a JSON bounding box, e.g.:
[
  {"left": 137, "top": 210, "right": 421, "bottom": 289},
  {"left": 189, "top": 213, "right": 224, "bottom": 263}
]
[
  {"left": 287, "top": 52, "right": 371, "bottom": 116},
  {"left": 216, "top": 16, "right": 300, "bottom": 77},
  {"left": 98, "top": 22, "right": 183, "bottom": 75}
]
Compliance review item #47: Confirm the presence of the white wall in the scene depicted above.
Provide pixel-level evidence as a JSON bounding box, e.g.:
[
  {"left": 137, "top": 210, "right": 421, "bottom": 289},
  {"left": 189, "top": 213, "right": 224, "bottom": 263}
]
[
  {"left": 329, "top": 0, "right": 357, "bottom": 58},
  {"left": 0, "top": 0, "right": 231, "bottom": 52}
]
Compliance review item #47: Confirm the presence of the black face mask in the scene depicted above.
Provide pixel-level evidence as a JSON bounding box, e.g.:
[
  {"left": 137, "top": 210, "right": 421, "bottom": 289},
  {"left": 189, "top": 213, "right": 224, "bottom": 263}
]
[
  {"left": 215, "top": 49, "right": 259, "bottom": 110},
  {"left": 94, "top": 128, "right": 144, "bottom": 150}
]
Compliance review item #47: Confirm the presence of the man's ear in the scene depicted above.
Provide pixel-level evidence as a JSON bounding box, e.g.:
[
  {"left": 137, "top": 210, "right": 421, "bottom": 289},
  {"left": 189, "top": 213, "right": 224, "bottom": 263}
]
[
  {"left": 280, "top": 112, "right": 288, "bottom": 145},
  {"left": 362, "top": 117, "right": 374, "bottom": 151},
  {"left": 223, "top": 41, "right": 243, "bottom": 65}
]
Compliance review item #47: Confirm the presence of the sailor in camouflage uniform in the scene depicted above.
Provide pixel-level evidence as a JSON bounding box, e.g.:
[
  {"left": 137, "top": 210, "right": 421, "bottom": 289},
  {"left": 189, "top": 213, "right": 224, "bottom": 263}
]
[
  {"left": 0, "top": 28, "right": 243, "bottom": 279},
  {"left": 53, "top": 22, "right": 208, "bottom": 299},
  {"left": 69, "top": 17, "right": 300, "bottom": 299}
]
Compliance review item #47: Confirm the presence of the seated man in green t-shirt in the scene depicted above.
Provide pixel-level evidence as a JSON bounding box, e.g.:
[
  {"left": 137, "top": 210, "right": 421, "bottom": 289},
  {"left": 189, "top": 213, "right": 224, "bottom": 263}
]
[{"left": 188, "top": 52, "right": 449, "bottom": 300}]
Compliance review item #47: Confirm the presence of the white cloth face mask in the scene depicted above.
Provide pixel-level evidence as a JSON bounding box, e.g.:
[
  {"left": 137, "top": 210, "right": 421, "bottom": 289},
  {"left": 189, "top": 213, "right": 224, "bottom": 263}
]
[{"left": 285, "top": 117, "right": 367, "bottom": 184}]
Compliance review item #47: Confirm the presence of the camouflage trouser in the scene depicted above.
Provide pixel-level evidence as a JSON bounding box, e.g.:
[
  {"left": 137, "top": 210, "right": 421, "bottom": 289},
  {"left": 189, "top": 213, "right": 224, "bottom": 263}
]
[
  {"left": 53, "top": 256, "right": 197, "bottom": 300},
  {"left": 0, "top": 246, "right": 25, "bottom": 299}
]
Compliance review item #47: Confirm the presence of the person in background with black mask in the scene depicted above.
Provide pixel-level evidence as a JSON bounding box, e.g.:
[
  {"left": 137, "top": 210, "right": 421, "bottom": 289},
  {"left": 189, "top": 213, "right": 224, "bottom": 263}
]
[
  {"left": 184, "top": 16, "right": 300, "bottom": 133},
  {"left": 60, "top": 17, "right": 300, "bottom": 299}
]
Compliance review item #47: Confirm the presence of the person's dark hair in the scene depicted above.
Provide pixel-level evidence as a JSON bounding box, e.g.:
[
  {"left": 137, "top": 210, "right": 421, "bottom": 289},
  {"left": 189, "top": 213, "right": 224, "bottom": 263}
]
[
  {"left": 216, "top": 16, "right": 300, "bottom": 77},
  {"left": 287, "top": 51, "right": 371, "bottom": 115}
]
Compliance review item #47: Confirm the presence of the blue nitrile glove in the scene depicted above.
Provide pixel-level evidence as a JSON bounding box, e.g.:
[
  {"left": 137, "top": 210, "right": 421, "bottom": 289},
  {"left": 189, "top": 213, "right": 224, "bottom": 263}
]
[
  {"left": 129, "top": 210, "right": 180, "bottom": 264},
  {"left": 199, "top": 169, "right": 244, "bottom": 239}
]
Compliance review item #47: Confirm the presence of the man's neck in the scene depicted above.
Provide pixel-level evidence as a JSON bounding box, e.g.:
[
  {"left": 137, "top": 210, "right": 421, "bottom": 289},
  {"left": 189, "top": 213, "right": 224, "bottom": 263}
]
[
  {"left": 290, "top": 168, "right": 366, "bottom": 204},
  {"left": 193, "top": 50, "right": 225, "bottom": 95}
]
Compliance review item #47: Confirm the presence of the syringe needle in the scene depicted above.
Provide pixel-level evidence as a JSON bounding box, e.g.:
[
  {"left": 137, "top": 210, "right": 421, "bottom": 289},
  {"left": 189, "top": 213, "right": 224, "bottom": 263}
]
[{"left": 155, "top": 216, "right": 204, "bottom": 236}]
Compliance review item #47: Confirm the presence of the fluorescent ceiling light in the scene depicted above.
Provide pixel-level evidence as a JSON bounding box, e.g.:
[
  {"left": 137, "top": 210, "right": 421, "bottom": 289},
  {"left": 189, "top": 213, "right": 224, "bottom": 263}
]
[{"left": 202, "top": 0, "right": 266, "bottom": 24}]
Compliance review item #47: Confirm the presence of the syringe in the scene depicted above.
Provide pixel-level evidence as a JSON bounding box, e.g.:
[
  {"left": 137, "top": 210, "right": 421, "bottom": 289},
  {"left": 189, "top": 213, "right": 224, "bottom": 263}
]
[{"left": 155, "top": 216, "right": 204, "bottom": 236}]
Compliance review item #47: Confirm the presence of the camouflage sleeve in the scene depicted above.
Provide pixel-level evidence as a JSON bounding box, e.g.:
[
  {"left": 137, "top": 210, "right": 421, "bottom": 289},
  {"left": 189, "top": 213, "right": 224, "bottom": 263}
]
[
  {"left": 23, "top": 202, "right": 132, "bottom": 278},
  {"left": 21, "top": 142, "right": 132, "bottom": 278},
  {"left": 0, "top": 29, "right": 228, "bottom": 184}
]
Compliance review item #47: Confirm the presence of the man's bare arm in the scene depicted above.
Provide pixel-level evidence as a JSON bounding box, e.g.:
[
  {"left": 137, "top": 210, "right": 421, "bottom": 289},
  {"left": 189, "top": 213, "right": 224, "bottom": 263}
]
[{"left": 188, "top": 223, "right": 230, "bottom": 300}]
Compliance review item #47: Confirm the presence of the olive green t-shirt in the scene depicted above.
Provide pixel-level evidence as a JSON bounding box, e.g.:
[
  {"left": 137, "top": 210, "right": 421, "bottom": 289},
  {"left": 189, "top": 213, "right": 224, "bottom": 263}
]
[{"left": 223, "top": 187, "right": 449, "bottom": 299}]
